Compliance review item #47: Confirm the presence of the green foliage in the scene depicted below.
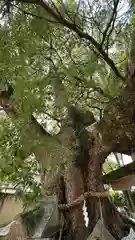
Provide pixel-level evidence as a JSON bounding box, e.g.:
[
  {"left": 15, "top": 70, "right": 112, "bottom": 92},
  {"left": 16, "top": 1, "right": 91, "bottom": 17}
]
[
  {"left": 103, "top": 157, "right": 119, "bottom": 174},
  {"left": 111, "top": 191, "right": 125, "bottom": 206},
  {"left": 0, "top": 0, "right": 133, "bottom": 205},
  {"left": 22, "top": 205, "right": 44, "bottom": 236},
  {"left": 0, "top": 116, "right": 42, "bottom": 205}
]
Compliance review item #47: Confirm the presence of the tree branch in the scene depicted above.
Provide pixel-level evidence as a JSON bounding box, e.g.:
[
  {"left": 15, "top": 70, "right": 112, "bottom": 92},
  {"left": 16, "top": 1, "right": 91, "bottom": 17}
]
[
  {"left": 86, "top": 24, "right": 135, "bottom": 188},
  {"left": 39, "top": 0, "right": 125, "bottom": 81},
  {"left": 14, "top": 0, "right": 125, "bottom": 81},
  {"left": 101, "top": 0, "right": 119, "bottom": 45},
  {"left": 11, "top": 2, "right": 59, "bottom": 23}
]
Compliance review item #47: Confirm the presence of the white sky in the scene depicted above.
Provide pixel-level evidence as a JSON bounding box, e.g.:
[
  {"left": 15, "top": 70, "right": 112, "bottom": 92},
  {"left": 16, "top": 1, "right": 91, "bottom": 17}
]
[{"left": 112, "top": 153, "right": 132, "bottom": 165}]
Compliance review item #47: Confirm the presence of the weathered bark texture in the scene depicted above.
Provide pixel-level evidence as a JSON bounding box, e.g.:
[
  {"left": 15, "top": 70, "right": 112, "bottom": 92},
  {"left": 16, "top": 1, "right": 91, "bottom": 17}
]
[
  {"left": 63, "top": 165, "right": 86, "bottom": 239},
  {"left": 46, "top": 103, "right": 135, "bottom": 240}
]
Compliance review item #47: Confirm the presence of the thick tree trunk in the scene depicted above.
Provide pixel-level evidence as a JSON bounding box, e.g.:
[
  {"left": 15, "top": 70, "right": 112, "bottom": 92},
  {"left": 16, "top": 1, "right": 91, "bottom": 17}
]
[
  {"left": 2, "top": 85, "right": 135, "bottom": 240},
  {"left": 63, "top": 165, "right": 86, "bottom": 239},
  {"left": 56, "top": 126, "right": 135, "bottom": 240},
  {"left": 60, "top": 160, "right": 135, "bottom": 240}
]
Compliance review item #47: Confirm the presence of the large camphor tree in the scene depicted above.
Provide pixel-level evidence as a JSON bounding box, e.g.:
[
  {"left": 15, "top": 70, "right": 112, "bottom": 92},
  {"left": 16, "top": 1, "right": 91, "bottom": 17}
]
[{"left": 0, "top": 0, "right": 135, "bottom": 239}]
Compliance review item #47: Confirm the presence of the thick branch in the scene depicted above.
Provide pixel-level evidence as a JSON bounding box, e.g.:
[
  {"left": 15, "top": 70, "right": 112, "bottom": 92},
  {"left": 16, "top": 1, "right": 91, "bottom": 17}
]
[
  {"left": 87, "top": 26, "right": 135, "bottom": 163},
  {"left": 96, "top": 86, "right": 135, "bottom": 155}
]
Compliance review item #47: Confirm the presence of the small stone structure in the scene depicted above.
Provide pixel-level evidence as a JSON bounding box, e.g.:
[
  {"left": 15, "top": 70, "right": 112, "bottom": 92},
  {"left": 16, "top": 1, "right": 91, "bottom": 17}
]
[{"left": 0, "top": 195, "right": 61, "bottom": 240}]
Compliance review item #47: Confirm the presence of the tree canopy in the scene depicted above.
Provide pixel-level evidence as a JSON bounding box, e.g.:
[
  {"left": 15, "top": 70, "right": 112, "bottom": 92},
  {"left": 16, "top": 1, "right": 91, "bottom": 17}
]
[{"left": 0, "top": 0, "right": 134, "bottom": 205}]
